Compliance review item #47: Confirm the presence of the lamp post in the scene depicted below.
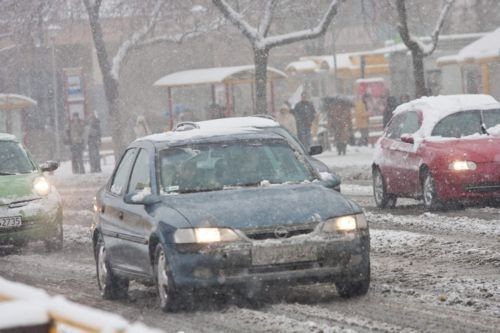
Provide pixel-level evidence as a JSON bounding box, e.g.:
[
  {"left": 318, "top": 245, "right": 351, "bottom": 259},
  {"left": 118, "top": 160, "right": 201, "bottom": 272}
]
[{"left": 48, "top": 24, "right": 61, "bottom": 161}]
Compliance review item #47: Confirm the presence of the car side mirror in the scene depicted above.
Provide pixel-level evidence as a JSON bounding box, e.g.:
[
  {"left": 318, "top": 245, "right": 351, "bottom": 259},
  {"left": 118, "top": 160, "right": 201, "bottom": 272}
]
[
  {"left": 319, "top": 172, "right": 341, "bottom": 192},
  {"left": 40, "top": 160, "right": 59, "bottom": 172},
  {"left": 124, "top": 192, "right": 161, "bottom": 205},
  {"left": 309, "top": 145, "right": 323, "bottom": 156},
  {"left": 400, "top": 134, "right": 414, "bottom": 144}
]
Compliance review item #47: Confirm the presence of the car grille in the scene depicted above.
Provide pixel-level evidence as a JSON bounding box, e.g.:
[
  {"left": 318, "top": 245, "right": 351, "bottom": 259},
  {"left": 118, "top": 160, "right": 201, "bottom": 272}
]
[
  {"left": 242, "top": 222, "right": 318, "bottom": 240},
  {"left": 464, "top": 182, "right": 500, "bottom": 192}
]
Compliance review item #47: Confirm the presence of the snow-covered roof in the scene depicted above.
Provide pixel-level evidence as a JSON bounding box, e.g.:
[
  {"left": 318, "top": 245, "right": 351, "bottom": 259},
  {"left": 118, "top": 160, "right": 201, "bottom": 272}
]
[
  {"left": 285, "top": 60, "right": 318, "bottom": 73},
  {"left": 0, "top": 133, "right": 17, "bottom": 141},
  {"left": 154, "top": 65, "right": 287, "bottom": 88},
  {"left": 437, "top": 28, "right": 500, "bottom": 65},
  {"left": 195, "top": 116, "right": 279, "bottom": 131},
  {"left": 456, "top": 27, "right": 500, "bottom": 62},
  {"left": 0, "top": 94, "right": 37, "bottom": 110},
  {"left": 394, "top": 94, "right": 500, "bottom": 137}
]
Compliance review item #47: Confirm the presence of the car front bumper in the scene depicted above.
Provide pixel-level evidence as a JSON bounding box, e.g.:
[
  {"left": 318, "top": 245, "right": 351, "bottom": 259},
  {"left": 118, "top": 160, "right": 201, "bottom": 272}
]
[
  {"left": 0, "top": 193, "right": 62, "bottom": 245},
  {"left": 166, "top": 230, "right": 370, "bottom": 290},
  {"left": 434, "top": 162, "right": 500, "bottom": 201}
]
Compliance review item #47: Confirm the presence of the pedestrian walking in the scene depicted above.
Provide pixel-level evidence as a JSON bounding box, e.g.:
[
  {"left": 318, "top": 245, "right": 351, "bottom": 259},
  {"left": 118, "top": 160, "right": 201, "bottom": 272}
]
[
  {"left": 355, "top": 94, "right": 370, "bottom": 146},
  {"left": 328, "top": 97, "right": 353, "bottom": 155},
  {"left": 291, "top": 91, "right": 316, "bottom": 151},
  {"left": 68, "top": 113, "right": 85, "bottom": 174},
  {"left": 134, "top": 115, "right": 152, "bottom": 139},
  {"left": 383, "top": 95, "right": 398, "bottom": 128},
  {"left": 87, "top": 113, "right": 102, "bottom": 173},
  {"left": 275, "top": 103, "right": 297, "bottom": 135}
]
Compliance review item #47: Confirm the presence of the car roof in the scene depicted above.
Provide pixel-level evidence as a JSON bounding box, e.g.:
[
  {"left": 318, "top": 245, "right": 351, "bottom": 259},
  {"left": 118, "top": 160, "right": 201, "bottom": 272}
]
[
  {"left": 136, "top": 127, "right": 285, "bottom": 147},
  {"left": 393, "top": 94, "right": 500, "bottom": 138},
  {"left": 195, "top": 116, "right": 279, "bottom": 130},
  {"left": 0, "top": 133, "right": 17, "bottom": 142}
]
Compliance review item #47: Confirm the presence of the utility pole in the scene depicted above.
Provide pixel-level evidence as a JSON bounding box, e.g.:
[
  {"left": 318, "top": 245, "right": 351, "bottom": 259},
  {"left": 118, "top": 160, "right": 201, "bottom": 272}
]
[{"left": 49, "top": 25, "right": 61, "bottom": 161}]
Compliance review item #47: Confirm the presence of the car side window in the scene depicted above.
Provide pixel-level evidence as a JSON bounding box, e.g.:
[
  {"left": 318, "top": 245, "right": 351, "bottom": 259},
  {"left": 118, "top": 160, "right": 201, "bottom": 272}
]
[
  {"left": 432, "top": 111, "right": 482, "bottom": 138},
  {"left": 110, "top": 149, "right": 137, "bottom": 195},
  {"left": 400, "top": 111, "right": 420, "bottom": 135},
  {"left": 127, "top": 149, "right": 151, "bottom": 194},
  {"left": 385, "top": 114, "right": 405, "bottom": 139}
]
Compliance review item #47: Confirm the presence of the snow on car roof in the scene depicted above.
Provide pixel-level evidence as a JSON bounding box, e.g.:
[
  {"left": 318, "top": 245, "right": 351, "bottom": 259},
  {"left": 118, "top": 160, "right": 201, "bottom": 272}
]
[
  {"left": 136, "top": 126, "right": 280, "bottom": 145},
  {"left": 0, "top": 133, "right": 17, "bottom": 141},
  {"left": 394, "top": 94, "right": 500, "bottom": 137},
  {"left": 195, "top": 116, "right": 279, "bottom": 131}
]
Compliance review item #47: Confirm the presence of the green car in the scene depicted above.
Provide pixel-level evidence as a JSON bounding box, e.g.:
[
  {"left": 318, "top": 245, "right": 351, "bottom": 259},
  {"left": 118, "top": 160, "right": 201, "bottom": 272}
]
[{"left": 0, "top": 133, "right": 63, "bottom": 251}]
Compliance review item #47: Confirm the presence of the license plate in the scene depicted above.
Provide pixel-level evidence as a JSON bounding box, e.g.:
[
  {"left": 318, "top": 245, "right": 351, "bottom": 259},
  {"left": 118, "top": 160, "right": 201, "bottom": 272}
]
[
  {"left": 252, "top": 244, "right": 317, "bottom": 265},
  {"left": 0, "top": 216, "right": 22, "bottom": 229}
]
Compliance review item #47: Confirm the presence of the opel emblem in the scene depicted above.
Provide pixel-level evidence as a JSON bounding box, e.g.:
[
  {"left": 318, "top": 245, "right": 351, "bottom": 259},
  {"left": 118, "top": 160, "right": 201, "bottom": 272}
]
[{"left": 274, "top": 226, "right": 289, "bottom": 239}]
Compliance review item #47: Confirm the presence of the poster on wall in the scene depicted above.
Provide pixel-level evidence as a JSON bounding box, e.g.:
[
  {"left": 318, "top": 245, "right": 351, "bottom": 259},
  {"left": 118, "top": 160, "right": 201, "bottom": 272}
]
[
  {"left": 63, "top": 67, "right": 86, "bottom": 121},
  {"left": 355, "top": 77, "right": 385, "bottom": 116}
]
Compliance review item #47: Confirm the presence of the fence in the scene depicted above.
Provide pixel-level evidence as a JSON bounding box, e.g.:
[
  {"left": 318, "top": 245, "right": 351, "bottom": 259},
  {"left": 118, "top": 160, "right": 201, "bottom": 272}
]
[{"left": 0, "top": 277, "right": 163, "bottom": 333}]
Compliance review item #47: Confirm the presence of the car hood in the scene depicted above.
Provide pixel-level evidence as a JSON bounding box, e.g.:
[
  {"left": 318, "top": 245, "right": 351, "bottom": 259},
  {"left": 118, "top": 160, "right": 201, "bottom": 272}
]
[
  {"left": 0, "top": 173, "right": 39, "bottom": 205},
  {"left": 162, "top": 184, "right": 360, "bottom": 229},
  {"left": 424, "top": 136, "right": 500, "bottom": 163}
]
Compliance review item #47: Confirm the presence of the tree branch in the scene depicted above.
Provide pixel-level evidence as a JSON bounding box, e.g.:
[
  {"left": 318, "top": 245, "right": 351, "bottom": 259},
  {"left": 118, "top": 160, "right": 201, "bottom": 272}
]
[
  {"left": 258, "top": 0, "right": 277, "bottom": 37},
  {"left": 264, "top": 0, "right": 344, "bottom": 49},
  {"left": 424, "top": 0, "right": 454, "bottom": 56},
  {"left": 396, "top": 0, "right": 421, "bottom": 53},
  {"left": 110, "top": 0, "right": 166, "bottom": 80},
  {"left": 211, "top": 0, "right": 259, "bottom": 43}
]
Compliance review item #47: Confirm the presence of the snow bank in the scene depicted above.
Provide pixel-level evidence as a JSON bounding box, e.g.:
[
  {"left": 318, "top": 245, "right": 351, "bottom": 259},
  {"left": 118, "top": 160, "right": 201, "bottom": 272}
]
[
  {"left": 0, "top": 278, "right": 164, "bottom": 332},
  {"left": 0, "top": 300, "right": 49, "bottom": 329}
]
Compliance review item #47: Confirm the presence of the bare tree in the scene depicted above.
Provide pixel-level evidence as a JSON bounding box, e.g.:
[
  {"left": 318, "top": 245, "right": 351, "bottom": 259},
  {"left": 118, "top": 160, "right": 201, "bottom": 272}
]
[
  {"left": 212, "top": 0, "right": 345, "bottom": 114},
  {"left": 396, "top": 0, "right": 455, "bottom": 97},
  {"left": 82, "top": 0, "right": 221, "bottom": 157}
]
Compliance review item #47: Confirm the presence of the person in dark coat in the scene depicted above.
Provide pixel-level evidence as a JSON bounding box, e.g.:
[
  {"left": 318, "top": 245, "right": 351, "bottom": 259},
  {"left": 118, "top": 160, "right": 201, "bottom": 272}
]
[
  {"left": 383, "top": 95, "right": 398, "bottom": 128},
  {"left": 87, "top": 113, "right": 102, "bottom": 173},
  {"left": 292, "top": 91, "right": 316, "bottom": 151}
]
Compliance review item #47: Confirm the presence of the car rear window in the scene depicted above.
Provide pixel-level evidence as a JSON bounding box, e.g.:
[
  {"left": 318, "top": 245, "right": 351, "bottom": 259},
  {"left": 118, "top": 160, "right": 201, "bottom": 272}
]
[{"left": 431, "top": 110, "right": 482, "bottom": 138}]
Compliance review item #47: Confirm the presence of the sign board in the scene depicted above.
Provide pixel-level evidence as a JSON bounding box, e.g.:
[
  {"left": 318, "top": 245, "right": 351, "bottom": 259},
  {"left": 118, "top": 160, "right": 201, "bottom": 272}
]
[{"left": 63, "top": 68, "right": 86, "bottom": 121}]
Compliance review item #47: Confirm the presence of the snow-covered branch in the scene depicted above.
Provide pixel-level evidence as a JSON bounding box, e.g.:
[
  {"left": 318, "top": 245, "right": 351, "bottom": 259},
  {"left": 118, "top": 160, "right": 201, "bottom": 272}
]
[
  {"left": 110, "top": 0, "right": 166, "bottom": 80},
  {"left": 397, "top": 0, "right": 455, "bottom": 56},
  {"left": 212, "top": 0, "right": 259, "bottom": 43},
  {"left": 258, "top": 0, "right": 277, "bottom": 37}
]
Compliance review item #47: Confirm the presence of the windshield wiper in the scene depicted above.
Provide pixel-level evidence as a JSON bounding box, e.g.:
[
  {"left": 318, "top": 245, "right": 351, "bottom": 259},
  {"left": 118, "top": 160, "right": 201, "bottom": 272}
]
[
  {"left": 481, "top": 123, "right": 490, "bottom": 135},
  {"left": 0, "top": 172, "right": 16, "bottom": 175},
  {"left": 178, "top": 187, "right": 223, "bottom": 194}
]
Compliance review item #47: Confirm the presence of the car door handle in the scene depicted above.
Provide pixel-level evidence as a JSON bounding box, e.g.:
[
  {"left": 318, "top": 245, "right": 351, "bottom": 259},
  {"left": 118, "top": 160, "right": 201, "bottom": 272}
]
[{"left": 118, "top": 212, "right": 124, "bottom": 220}]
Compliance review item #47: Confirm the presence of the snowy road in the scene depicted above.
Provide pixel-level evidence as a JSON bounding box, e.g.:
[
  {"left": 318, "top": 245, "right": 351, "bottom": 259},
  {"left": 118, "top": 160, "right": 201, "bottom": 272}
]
[{"left": 1, "top": 163, "right": 500, "bottom": 332}]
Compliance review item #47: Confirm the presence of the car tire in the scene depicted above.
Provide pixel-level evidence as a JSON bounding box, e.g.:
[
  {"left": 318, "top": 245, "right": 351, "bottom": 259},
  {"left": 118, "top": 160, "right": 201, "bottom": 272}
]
[
  {"left": 44, "top": 221, "right": 63, "bottom": 252},
  {"left": 155, "top": 244, "right": 181, "bottom": 312},
  {"left": 422, "top": 171, "right": 441, "bottom": 211},
  {"left": 335, "top": 257, "right": 370, "bottom": 298},
  {"left": 373, "top": 168, "right": 397, "bottom": 209},
  {"left": 95, "top": 234, "right": 129, "bottom": 300}
]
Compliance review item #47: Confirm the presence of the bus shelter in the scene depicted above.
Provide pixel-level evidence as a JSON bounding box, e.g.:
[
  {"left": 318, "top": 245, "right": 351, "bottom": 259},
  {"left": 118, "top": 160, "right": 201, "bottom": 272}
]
[
  {"left": 153, "top": 65, "right": 287, "bottom": 129},
  {"left": 0, "top": 94, "right": 37, "bottom": 143}
]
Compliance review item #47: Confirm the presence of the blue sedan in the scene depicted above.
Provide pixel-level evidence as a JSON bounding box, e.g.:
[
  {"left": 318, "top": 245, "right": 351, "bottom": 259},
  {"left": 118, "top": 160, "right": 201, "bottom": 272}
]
[{"left": 91, "top": 127, "right": 370, "bottom": 311}]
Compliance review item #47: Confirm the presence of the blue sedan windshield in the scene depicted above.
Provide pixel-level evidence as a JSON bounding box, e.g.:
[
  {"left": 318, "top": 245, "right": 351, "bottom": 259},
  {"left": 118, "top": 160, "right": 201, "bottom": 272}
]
[{"left": 159, "top": 140, "right": 315, "bottom": 194}]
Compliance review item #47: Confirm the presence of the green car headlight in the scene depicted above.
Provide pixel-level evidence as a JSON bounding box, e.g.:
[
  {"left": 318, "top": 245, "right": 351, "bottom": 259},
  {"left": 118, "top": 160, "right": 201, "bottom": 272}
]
[
  {"left": 33, "top": 176, "right": 51, "bottom": 196},
  {"left": 174, "top": 228, "right": 241, "bottom": 243},
  {"left": 322, "top": 214, "right": 368, "bottom": 233}
]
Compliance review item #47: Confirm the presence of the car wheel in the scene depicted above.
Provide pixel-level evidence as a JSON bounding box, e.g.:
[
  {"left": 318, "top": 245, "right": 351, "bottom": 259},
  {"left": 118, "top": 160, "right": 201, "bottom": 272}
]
[
  {"left": 422, "top": 171, "right": 441, "bottom": 211},
  {"left": 155, "top": 244, "right": 181, "bottom": 312},
  {"left": 44, "top": 221, "right": 63, "bottom": 252},
  {"left": 95, "top": 234, "right": 129, "bottom": 300},
  {"left": 373, "top": 168, "right": 397, "bottom": 209},
  {"left": 335, "top": 257, "right": 370, "bottom": 298}
]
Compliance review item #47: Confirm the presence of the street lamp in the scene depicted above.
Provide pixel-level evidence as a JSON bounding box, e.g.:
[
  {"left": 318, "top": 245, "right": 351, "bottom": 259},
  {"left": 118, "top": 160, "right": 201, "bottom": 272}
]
[{"left": 48, "top": 24, "right": 61, "bottom": 161}]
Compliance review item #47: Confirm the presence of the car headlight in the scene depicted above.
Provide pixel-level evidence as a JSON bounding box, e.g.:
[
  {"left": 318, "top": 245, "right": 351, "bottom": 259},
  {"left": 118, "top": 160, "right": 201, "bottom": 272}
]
[
  {"left": 33, "top": 177, "right": 51, "bottom": 196},
  {"left": 449, "top": 161, "right": 476, "bottom": 171},
  {"left": 174, "top": 228, "right": 241, "bottom": 243},
  {"left": 322, "top": 214, "right": 368, "bottom": 233}
]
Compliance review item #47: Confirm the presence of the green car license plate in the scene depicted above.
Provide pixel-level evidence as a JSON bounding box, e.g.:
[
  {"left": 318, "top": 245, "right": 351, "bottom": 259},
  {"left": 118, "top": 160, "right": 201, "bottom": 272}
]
[
  {"left": 252, "top": 244, "right": 317, "bottom": 266},
  {"left": 0, "top": 216, "right": 22, "bottom": 229}
]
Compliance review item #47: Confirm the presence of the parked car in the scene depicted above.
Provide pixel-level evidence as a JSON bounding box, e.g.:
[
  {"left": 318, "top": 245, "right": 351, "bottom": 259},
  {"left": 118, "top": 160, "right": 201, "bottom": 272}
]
[
  {"left": 373, "top": 94, "right": 500, "bottom": 210},
  {"left": 0, "top": 133, "right": 62, "bottom": 250},
  {"left": 92, "top": 127, "right": 370, "bottom": 311},
  {"left": 175, "top": 116, "right": 341, "bottom": 191}
]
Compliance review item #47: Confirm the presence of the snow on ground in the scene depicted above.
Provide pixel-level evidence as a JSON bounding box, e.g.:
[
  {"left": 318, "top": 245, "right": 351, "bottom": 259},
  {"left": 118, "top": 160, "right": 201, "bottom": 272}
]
[
  {"left": 49, "top": 158, "right": 114, "bottom": 188},
  {"left": 316, "top": 145, "right": 373, "bottom": 182}
]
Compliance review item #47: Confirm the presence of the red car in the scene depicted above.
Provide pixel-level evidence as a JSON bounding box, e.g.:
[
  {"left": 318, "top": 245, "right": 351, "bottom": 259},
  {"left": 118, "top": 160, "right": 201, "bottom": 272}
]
[{"left": 373, "top": 94, "right": 500, "bottom": 210}]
